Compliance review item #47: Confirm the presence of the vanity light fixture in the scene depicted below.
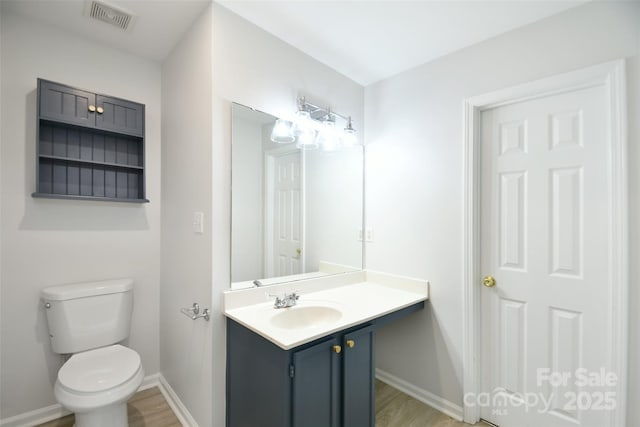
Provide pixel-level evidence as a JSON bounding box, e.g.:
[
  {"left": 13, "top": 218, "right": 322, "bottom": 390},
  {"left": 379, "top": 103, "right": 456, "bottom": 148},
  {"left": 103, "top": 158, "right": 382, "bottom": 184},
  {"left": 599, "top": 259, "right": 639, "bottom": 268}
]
[
  {"left": 270, "top": 118, "right": 296, "bottom": 143},
  {"left": 270, "top": 96, "right": 358, "bottom": 150},
  {"left": 341, "top": 116, "right": 358, "bottom": 147},
  {"left": 296, "top": 125, "right": 319, "bottom": 150},
  {"left": 293, "top": 106, "right": 318, "bottom": 149},
  {"left": 316, "top": 114, "right": 339, "bottom": 151}
]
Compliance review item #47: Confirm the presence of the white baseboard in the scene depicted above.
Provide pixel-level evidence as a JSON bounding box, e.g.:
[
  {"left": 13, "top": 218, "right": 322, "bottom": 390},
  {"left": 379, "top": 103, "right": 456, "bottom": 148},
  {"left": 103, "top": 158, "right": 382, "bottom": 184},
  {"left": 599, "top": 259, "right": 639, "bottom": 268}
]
[
  {"left": 0, "top": 403, "right": 72, "bottom": 427},
  {"left": 376, "top": 368, "right": 464, "bottom": 422},
  {"left": 0, "top": 373, "right": 199, "bottom": 427},
  {"left": 153, "top": 374, "right": 200, "bottom": 427}
]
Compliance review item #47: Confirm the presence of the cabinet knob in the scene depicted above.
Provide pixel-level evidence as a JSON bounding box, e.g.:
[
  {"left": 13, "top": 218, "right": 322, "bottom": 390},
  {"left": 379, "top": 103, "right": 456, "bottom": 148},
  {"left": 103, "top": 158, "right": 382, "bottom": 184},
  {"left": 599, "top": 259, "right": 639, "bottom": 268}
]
[
  {"left": 96, "top": 106, "right": 104, "bottom": 114},
  {"left": 333, "top": 345, "right": 342, "bottom": 354},
  {"left": 346, "top": 340, "right": 355, "bottom": 348},
  {"left": 88, "top": 105, "right": 96, "bottom": 112}
]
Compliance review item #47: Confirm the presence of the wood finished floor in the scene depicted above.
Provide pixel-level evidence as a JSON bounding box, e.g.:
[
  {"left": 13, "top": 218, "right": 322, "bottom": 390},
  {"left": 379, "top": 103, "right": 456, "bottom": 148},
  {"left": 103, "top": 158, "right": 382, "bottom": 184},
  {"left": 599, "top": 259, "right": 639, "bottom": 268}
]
[
  {"left": 376, "top": 380, "right": 473, "bottom": 427},
  {"left": 35, "top": 387, "right": 181, "bottom": 427},
  {"left": 37, "top": 380, "right": 471, "bottom": 427}
]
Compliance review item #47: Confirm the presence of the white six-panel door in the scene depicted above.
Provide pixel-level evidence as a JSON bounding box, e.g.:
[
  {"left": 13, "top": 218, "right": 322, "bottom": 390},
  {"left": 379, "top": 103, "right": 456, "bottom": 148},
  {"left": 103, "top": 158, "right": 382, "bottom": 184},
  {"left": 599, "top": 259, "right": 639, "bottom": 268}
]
[
  {"left": 480, "top": 84, "right": 614, "bottom": 426},
  {"left": 272, "top": 151, "right": 302, "bottom": 276}
]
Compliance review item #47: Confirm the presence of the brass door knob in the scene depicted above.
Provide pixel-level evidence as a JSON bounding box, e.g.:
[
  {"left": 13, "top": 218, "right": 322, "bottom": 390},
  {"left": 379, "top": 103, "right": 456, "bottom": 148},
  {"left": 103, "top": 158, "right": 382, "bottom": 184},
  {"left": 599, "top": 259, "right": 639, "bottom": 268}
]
[
  {"left": 88, "top": 105, "right": 96, "bottom": 112},
  {"left": 482, "top": 275, "right": 496, "bottom": 288},
  {"left": 333, "top": 345, "right": 342, "bottom": 354},
  {"left": 346, "top": 340, "right": 355, "bottom": 348},
  {"left": 96, "top": 106, "right": 104, "bottom": 114}
]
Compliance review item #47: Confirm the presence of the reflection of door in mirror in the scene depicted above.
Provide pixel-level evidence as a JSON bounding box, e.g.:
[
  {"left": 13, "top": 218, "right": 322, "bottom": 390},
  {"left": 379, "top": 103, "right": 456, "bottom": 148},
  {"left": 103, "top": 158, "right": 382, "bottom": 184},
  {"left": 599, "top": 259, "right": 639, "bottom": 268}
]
[{"left": 265, "top": 149, "right": 303, "bottom": 278}]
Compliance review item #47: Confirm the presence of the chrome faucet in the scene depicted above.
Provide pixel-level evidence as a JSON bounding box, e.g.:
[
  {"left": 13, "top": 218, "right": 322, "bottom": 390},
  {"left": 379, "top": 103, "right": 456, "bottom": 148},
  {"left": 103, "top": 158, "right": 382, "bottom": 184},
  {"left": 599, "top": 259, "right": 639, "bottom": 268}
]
[{"left": 270, "top": 292, "right": 299, "bottom": 309}]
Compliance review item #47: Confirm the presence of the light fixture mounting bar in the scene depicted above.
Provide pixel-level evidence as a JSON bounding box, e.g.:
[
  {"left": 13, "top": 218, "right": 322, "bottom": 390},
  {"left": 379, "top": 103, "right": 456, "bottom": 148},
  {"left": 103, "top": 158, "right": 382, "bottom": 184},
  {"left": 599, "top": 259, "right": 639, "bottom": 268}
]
[{"left": 298, "top": 97, "right": 351, "bottom": 122}]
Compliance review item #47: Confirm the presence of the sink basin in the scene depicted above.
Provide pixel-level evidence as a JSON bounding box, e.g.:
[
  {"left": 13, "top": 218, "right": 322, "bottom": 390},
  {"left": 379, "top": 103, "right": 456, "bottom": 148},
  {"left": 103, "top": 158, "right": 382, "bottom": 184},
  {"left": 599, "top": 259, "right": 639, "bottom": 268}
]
[{"left": 270, "top": 305, "right": 342, "bottom": 329}]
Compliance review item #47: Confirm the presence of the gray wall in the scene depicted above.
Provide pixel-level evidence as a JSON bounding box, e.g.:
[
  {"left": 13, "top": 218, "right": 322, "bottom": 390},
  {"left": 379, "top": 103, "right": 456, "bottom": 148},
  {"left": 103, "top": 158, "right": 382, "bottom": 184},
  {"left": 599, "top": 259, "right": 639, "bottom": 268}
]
[
  {"left": 365, "top": 1, "right": 640, "bottom": 423},
  {"left": 160, "top": 5, "right": 213, "bottom": 427},
  {"left": 0, "top": 9, "right": 162, "bottom": 418}
]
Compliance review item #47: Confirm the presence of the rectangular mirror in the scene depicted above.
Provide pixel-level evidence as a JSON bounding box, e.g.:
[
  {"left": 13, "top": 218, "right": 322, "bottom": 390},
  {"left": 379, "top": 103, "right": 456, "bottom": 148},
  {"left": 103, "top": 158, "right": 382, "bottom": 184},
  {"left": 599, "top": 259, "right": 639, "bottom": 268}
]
[{"left": 231, "top": 102, "right": 364, "bottom": 289}]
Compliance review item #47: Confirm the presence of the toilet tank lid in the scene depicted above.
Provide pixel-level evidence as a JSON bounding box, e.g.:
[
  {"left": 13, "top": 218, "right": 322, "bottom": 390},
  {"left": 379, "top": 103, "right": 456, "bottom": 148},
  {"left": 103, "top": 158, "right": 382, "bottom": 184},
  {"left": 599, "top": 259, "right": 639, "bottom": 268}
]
[{"left": 42, "top": 279, "right": 133, "bottom": 301}]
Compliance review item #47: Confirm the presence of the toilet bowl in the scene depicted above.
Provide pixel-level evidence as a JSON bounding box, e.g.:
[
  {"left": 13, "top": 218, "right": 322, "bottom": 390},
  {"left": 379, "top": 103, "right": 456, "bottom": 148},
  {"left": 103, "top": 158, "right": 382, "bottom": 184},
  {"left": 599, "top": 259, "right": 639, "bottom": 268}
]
[{"left": 54, "top": 345, "right": 144, "bottom": 427}]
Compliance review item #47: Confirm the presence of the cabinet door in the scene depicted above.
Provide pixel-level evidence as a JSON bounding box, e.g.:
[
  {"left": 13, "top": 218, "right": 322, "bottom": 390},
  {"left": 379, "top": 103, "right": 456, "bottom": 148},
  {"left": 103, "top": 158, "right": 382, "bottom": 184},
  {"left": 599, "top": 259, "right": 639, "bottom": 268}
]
[
  {"left": 292, "top": 337, "right": 341, "bottom": 427},
  {"left": 342, "top": 325, "right": 376, "bottom": 427},
  {"left": 39, "top": 80, "right": 95, "bottom": 127},
  {"left": 96, "top": 95, "right": 144, "bottom": 137}
]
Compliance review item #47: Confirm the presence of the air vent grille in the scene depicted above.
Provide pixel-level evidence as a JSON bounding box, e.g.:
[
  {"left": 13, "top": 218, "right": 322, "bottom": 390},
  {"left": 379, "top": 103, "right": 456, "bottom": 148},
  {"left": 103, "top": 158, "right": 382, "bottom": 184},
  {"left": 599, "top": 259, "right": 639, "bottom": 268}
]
[{"left": 87, "top": 1, "right": 133, "bottom": 31}]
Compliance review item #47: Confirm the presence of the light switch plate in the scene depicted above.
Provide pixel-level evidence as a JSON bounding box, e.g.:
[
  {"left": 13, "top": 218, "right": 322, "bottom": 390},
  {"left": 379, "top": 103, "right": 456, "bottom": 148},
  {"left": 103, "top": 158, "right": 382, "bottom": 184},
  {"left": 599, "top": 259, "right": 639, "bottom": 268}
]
[{"left": 193, "top": 211, "right": 204, "bottom": 234}]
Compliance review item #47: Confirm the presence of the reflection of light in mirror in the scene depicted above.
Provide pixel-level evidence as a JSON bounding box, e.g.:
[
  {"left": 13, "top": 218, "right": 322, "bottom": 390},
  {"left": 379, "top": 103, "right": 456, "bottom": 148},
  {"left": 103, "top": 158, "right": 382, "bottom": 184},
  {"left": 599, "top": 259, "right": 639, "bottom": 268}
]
[
  {"left": 270, "top": 118, "right": 295, "bottom": 143},
  {"left": 296, "top": 127, "right": 318, "bottom": 150},
  {"left": 293, "top": 109, "right": 313, "bottom": 131}
]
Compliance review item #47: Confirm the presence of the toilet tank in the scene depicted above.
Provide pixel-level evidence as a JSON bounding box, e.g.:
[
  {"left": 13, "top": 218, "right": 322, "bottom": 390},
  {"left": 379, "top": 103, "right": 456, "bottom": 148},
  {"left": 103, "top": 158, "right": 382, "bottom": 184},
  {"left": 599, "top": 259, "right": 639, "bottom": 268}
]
[{"left": 42, "top": 279, "right": 134, "bottom": 354}]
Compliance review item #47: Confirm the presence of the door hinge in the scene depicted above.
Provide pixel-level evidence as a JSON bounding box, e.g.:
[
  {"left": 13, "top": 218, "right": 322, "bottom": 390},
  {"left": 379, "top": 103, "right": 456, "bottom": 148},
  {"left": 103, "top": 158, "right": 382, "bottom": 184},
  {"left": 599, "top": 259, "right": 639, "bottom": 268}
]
[{"left": 289, "top": 365, "right": 295, "bottom": 378}]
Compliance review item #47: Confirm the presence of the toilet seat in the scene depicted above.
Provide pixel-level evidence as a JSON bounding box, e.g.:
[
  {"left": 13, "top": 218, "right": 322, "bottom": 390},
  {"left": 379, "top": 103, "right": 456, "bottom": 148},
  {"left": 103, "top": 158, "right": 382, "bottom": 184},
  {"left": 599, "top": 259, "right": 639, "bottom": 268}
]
[
  {"left": 54, "top": 345, "right": 144, "bottom": 414},
  {"left": 58, "top": 345, "right": 140, "bottom": 393}
]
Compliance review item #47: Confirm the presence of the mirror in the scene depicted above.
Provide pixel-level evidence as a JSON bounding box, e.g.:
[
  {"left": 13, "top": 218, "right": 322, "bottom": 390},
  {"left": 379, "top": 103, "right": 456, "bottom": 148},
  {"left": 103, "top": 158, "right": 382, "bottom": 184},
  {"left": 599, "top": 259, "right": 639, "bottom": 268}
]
[{"left": 231, "top": 102, "right": 364, "bottom": 289}]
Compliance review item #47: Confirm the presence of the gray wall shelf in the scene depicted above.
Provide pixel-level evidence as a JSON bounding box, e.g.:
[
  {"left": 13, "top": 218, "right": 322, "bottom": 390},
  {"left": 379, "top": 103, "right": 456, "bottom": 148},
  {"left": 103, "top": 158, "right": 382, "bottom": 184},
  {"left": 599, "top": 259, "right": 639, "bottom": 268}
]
[{"left": 33, "top": 79, "right": 148, "bottom": 203}]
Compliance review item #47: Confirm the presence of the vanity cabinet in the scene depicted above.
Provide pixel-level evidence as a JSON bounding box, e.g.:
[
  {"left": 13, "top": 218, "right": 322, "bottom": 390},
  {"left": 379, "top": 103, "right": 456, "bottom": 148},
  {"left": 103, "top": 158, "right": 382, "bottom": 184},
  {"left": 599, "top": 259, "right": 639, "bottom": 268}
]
[
  {"left": 33, "top": 79, "right": 147, "bottom": 202},
  {"left": 227, "top": 303, "right": 422, "bottom": 427},
  {"left": 227, "top": 321, "right": 375, "bottom": 427}
]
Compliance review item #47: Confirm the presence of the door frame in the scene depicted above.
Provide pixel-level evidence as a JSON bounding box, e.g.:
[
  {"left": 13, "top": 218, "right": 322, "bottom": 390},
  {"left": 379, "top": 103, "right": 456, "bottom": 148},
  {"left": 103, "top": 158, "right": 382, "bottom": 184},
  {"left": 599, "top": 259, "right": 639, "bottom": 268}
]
[
  {"left": 264, "top": 146, "right": 305, "bottom": 278},
  {"left": 462, "top": 60, "right": 628, "bottom": 425}
]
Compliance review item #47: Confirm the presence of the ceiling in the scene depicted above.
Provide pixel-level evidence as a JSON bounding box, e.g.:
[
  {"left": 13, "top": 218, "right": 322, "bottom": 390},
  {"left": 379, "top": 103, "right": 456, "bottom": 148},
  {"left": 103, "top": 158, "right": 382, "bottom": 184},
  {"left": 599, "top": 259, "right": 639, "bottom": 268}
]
[
  {"left": 1, "top": 0, "right": 211, "bottom": 62},
  {"left": 216, "top": 0, "right": 586, "bottom": 85},
  {"left": 2, "top": 0, "right": 586, "bottom": 84}
]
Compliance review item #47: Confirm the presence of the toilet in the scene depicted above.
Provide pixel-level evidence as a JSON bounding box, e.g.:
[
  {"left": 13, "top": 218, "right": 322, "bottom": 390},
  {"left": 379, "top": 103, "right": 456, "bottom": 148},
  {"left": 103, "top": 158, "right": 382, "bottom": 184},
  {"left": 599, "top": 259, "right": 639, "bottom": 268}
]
[{"left": 42, "top": 279, "right": 144, "bottom": 427}]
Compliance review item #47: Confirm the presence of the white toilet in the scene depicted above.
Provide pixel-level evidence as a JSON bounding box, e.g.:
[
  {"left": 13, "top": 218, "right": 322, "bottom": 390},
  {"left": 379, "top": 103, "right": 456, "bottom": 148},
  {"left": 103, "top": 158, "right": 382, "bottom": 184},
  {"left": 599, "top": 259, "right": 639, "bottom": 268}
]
[{"left": 42, "top": 279, "right": 144, "bottom": 427}]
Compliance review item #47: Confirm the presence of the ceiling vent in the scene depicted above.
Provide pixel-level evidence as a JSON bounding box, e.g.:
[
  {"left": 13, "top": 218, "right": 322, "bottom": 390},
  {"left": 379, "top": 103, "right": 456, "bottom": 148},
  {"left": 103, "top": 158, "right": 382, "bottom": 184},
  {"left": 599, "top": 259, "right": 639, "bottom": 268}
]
[{"left": 84, "top": 0, "right": 136, "bottom": 31}]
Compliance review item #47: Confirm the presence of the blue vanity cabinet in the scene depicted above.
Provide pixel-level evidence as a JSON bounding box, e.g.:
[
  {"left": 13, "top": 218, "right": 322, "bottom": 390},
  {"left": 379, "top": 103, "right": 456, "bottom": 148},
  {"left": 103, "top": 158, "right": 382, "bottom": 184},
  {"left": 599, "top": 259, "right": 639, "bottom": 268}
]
[
  {"left": 226, "top": 302, "right": 423, "bottom": 427},
  {"left": 226, "top": 321, "right": 376, "bottom": 427}
]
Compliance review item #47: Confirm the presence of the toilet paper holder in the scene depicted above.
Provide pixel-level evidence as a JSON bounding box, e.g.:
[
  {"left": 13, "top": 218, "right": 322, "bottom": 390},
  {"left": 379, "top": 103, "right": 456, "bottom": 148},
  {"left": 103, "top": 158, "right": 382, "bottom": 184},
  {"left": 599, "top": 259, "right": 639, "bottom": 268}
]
[{"left": 180, "top": 302, "right": 210, "bottom": 321}]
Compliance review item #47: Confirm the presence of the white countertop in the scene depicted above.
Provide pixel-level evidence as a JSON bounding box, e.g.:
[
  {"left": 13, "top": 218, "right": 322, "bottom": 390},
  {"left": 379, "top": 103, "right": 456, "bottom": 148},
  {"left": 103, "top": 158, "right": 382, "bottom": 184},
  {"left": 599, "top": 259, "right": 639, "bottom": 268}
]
[{"left": 223, "top": 271, "right": 429, "bottom": 350}]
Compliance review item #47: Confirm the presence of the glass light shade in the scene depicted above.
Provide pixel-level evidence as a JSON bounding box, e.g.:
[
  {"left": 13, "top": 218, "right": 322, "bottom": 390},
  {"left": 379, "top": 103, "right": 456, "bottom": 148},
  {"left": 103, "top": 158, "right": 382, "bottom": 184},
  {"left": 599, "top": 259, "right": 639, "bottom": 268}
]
[
  {"left": 270, "top": 119, "right": 295, "bottom": 143},
  {"left": 296, "top": 127, "right": 318, "bottom": 150},
  {"left": 340, "top": 128, "right": 358, "bottom": 147},
  {"left": 318, "top": 120, "right": 339, "bottom": 151},
  {"left": 293, "top": 110, "right": 312, "bottom": 133}
]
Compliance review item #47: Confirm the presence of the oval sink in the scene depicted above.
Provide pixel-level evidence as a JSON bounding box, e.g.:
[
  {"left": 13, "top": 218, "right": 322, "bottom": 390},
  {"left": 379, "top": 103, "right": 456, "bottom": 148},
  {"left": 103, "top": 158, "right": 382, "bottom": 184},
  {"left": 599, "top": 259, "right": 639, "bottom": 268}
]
[{"left": 270, "top": 305, "right": 342, "bottom": 329}]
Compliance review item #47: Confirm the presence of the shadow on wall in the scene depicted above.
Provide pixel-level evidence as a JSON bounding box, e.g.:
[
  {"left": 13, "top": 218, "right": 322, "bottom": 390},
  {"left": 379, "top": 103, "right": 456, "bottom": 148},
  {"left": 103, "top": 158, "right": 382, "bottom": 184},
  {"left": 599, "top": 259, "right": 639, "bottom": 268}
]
[{"left": 19, "top": 90, "right": 150, "bottom": 231}]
